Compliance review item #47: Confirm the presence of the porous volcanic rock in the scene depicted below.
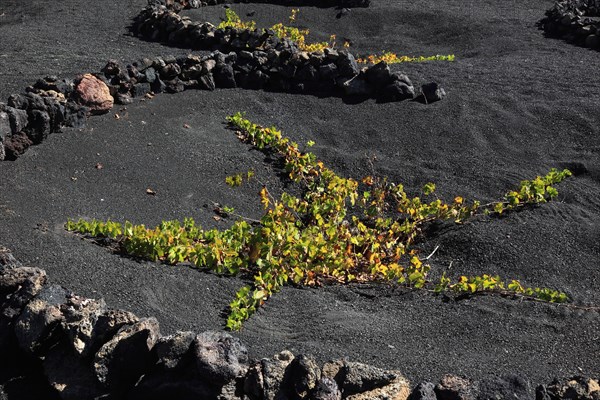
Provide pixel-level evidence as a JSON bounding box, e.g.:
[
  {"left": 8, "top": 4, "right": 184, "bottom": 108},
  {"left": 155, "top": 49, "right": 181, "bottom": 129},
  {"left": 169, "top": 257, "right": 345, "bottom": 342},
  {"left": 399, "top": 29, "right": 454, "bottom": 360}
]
[
  {"left": 72, "top": 73, "right": 114, "bottom": 114},
  {"left": 193, "top": 330, "right": 249, "bottom": 386},
  {"left": 94, "top": 317, "right": 160, "bottom": 388}
]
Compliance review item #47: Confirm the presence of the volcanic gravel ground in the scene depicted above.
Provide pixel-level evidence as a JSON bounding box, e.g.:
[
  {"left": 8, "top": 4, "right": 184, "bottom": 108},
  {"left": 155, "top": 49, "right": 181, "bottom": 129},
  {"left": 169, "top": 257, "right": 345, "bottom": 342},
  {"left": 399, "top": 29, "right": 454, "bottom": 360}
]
[{"left": 0, "top": 0, "right": 599, "bottom": 388}]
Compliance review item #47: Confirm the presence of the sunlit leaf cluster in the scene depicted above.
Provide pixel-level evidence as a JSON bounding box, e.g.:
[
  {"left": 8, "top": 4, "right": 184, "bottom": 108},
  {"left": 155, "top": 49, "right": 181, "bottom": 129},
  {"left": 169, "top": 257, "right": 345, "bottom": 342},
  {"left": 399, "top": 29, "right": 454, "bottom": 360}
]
[
  {"left": 67, "top": 114, "right": 572, "bottom": 330},
  {"left": 357, "top": 52, "right": 456, "bottom": 64},
  {"left": 218, "top": 8, "right": 257, "bottom": 31},
  {"left": 219, "top": 8, "right": 336, "bottom": 53},
  {"left": 226, "top": 170, "right": 255, "bottom": 187}
]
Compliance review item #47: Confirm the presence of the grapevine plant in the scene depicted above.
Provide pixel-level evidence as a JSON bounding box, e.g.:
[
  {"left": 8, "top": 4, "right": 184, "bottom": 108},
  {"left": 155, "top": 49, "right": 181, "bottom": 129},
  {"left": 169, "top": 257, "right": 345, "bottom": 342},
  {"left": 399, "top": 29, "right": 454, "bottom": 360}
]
[
  {"left": 357, "top": 53, "right": 455, "bottom": 65},
  {"left": 218, "top": 8, "right": 335, "bottom": 53},
  {"left": 218, "top": 8, "right": 456, "bottom": 60},
  {"left": 66, "top": 113, "right": 572, "bottom": 330}
]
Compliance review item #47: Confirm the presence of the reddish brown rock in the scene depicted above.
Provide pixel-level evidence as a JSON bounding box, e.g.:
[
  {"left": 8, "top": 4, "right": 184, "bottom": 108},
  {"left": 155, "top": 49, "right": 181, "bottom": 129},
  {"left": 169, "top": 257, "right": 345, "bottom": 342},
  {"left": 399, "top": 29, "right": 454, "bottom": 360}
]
[{"left": 73, "top": 73, "right": 113, "bottom": 114}]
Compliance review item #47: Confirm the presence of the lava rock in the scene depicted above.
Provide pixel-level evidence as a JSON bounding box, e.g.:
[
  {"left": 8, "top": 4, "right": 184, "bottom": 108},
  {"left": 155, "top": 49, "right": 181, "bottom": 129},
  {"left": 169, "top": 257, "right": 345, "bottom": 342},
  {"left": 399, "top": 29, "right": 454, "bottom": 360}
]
[
  {"left": 288, "top": 354, "right": 322, "bottom": 398},
  {"left": 55, "top": 78, "right": 75, "bottom": 96},
  {"left": 160, "top": 62, "right": 182, "bottom": 80},
  {"left": 0, "top": 266, "right": 46, "bottom": 306},
  {"left": 280, "top": 63, "right": 298, "bottom": 79},
  {"left": 0, "top": 266, "right": 46, "bottom": 349},
  {"left": 115, "top": 93, "right": 133, "bottom": 106},
  {"left": 43, "top": 339, "right": 107, "bottom": 400},
  {"left": 323, "top": 360, "right": 404, "bottom": 397},
  {"left": 144, "top": 67, "right": 158, "bottom": 83},
  {"left": 408, "top": 381, "right": 436, "bottom": 400},
  {"left": 3, "top": 132, "right": 32, "bottom": 160},
  {"left": 214, "top": 63, "right": 237, "bottom": 88},
  {"left": 541, "top": 377, "right": 600, "bottom": 400},
  {"left": 324, "top": 48, "right": 339, "bottom": 61},
  {"left": 131, "top": 82, "right": 152, "bottom": 97},
  {"left": 392, "top": 72, "right": 413, "bottom": 86},
  {"left": 342, "top": 76, "right": 373, "bottom": 96},
  {"left": 342, "top": 362, "right": 403, "bottom": 396},
  {"left": 165, "top": 78, "right": 186, "bottom": 93},
  {"left": 7, "top": 94, "right": 30, "bottom": 110},
  {"left": 421, "top": 82, "right": 446, "bottom": 103},
  {"left": 192, "top": 331, "right": 248, "bottom": 386},
  {"left": 151, "top": 77, "right": 168, "bottom": 94},
  {"left": 63, "top": 102, "right": 88, "bottom": 128},
  {"left": 102, "top": 60, "right": 122, "bottom": 77},
  {"left": 202, "top": 59, "right": 217, "bottom": 73},
  {"left": 319, "top": 63, "right": 339, "bottom": 81},
  {"left": 435, "top": 374, "right": 478, "bottom": 400},
  {"left": 0, "top": 247, "right": 21, "bottom": 270},
  {"left": 14, "top": 284, "right": 70, "bottom": 356},
  {"left": 336, "top": 51, "right": 360, "bottom": 77},
  {"left": 115, "top": 93, "right": 134, "bottom": 105},
  {"left": 26, "top": 109, "right": 51, "bottom": 144},
  {"left": 0, "top": 112, "right": 9, "bottom": 161},
  {"left": 297, "top": 64, "right": 319, "bottom": 81},
  {"left": 585, "top": 34, "right": 599, "bottom": 48},
  {"left": 365, "top": 61, "right": 394, "bottom": 89},
  {"left": 6, "top": 106, "right": 29, "bottom": 134},
  {"left": 72, "top": 73, "right": 114, "bottom": 114},
  {"left": 312, "top": 377, "right": 342, "bottom": 400},
  {"left": 93, "top": 317, "right": 160, "bottom": 388},
  {"left": 346, "top": 376, "right": 411, "bottom": 400},
  {"left": 477, "top": 375, "right": 532, "bottom": 400},
  {"left": 536, "top": 384, "right": 552, "bottom": 400},
  {"left": 199, "top": 73, "right": 217, "bottom": 90},
  {"left": 60, "top": 295, "right": 107, "bottom": 357},
  {"left": 43, "top": 97, "right": 66, "bottom": 132},
  {"left": 246, "top": 69, "right": 269, "bottom": 90},
  {"left": 23, "top": 93, "right": 47, "bottom": 111},
  {"left": 127, "top": 64, "right": 145, "bottom": 82},
  {"left": 155, "top": 330, "right": 196, "bottom": 371},
  {"left": 91, "top": 309, "right": 140, "bottom": 352},
  {"left": 244, "top": 350, "right": 295, "bottom": 400},
  {"left": 378, "top": 81, "right": 415, "bottom": 102}
]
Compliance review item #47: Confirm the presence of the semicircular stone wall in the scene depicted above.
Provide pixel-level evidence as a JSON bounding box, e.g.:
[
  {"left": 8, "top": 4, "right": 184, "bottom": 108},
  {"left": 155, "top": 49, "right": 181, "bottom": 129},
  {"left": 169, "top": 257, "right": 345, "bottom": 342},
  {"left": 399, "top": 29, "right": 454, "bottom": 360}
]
[
  {"left": 540, "top": 0, "right": 600, "bottom": 49},
  {"left": 0, "top": 0, "right": 447, "bottom": 161}
]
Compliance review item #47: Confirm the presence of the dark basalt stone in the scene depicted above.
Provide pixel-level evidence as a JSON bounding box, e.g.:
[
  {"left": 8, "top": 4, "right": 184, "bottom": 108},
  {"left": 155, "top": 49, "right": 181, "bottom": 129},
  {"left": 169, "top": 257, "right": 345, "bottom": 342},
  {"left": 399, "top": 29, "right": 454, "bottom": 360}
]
[
  {"left": 3, "top": 131, "right": 32, "bottom": 160},
  {"left": 14, "top": 284, "right": 70, "bottom": 356},
  {"left": 131, "top": 82, "right": 152, "bottom": 97},
  {"left": 155, "top": 331, "right": 196, "bottom": 371},
  {"left": 214, "top": 63, "right": 237, "bottom": 88},
  {"left": 336, "top": 51, "right": 360, "bottom": 77},
  {"left": 26, "top": 109, "right": 51, "bottom": 144},
  {"left": 6, "top": 106, "right": 29, "bottom": 134},
  {"left": 421, "top": 82, "right": 446, "bottom": 103},
  {"left": 192, "top": 330, "right": 248, "bottom": 386},
  {"left": 408, "top": 381, "right": 437, "bottom": 400},
  {"left": 94, "top": 318, "right": 160, "bottom": 389},
  {"left": 63, "top": 102, "right": 88, "bottom": 129},
  {"left": 378, "top": 81, "right": 415, "bottom": 102}
]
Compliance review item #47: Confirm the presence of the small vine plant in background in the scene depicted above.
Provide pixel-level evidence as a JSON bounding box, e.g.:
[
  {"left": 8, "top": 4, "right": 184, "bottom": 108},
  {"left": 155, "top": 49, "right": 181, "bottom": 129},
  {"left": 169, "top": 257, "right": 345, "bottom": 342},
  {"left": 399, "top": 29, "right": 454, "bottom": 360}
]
[{"left": 66, "top": 113, "right": 572, "bottom": 330}]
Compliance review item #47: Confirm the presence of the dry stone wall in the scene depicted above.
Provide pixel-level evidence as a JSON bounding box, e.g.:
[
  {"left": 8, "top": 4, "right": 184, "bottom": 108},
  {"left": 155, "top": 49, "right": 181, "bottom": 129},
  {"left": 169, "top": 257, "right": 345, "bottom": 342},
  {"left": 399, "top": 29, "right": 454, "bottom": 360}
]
[
  {"left": 0, "top": 0, "right": 448, "bottom": 161},
  {"left": 540, "top": 0, "right": 600, "bottom": 49},
  {"left": 1, "top": 246, "right": 599, "bottom": 400}
]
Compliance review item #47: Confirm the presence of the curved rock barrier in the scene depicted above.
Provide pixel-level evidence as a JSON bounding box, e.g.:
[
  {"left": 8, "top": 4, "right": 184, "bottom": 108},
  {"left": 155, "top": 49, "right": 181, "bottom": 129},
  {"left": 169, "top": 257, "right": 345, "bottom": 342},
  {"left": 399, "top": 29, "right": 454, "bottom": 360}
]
[
  {"left": 1, "top": 246, "right": 599, "bottom": 400},
  {"left": 0, "top": 52, "right": 440, "bottom": 161},
  {"left": 0, "top": 0, "right": 449, "bottom": 161},
  {"left": 540, "top": 0, "right": 600, "bottom": 49}
]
